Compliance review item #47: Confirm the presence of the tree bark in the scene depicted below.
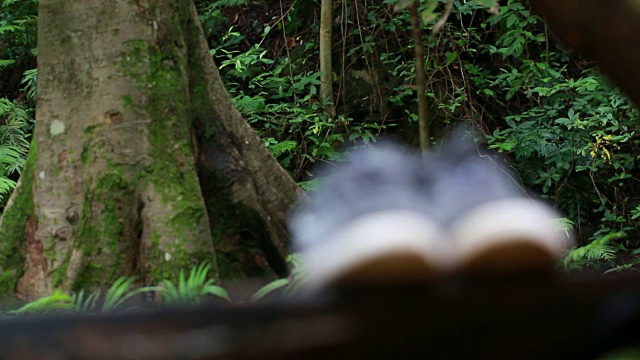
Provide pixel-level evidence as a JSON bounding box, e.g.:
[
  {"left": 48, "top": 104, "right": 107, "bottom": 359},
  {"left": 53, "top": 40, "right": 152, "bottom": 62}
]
[
  {"left": 0, "top": 0, "right": 301, "bottom": 301},
  {"left": 319, "top": 0, "right": 335, "bottom": 116},
  {"left": 409, "top": 2, "right": 430, "bottom": 158},
  {"left": 183, "top": 4, "right": 303, "bottom": 281}
]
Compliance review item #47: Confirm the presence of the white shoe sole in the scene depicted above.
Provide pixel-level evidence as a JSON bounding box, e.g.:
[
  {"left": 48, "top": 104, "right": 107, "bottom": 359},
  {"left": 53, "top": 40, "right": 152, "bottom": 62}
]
[
  {"left": 450, "top": 198, "right": 572, "bottom": 273},
  {"left": 301, "top": 210, "right": 454, "bottom": 292}
]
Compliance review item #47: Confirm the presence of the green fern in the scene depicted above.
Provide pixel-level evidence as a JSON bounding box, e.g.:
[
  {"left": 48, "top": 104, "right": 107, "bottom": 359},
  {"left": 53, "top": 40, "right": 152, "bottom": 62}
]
[
  {"left": 211, "top": 0, "right": 250, "bottom": 8},
  {"left": 0, "top": 145, "right": 25, "bottom": 173},
  {"left": 0, "top": 59, "right": 15, "bottom": 68},
  {"left": 0, "top": 176, "right": 16, "bottom": 199},
  {"left": 298, "top": 178, "right": 322, "bottom": 191},
  {"left": 267, "top": 140, "right": 297, "bottom": 158},
  {"left": 0, "top": 97, "right": 33, "bottom": 150},
  {"left": 552, "top": 217, "right": 574, "bottom": 239},
  {"left": 0, "top": 145, "right": 23, "bottom": 203},
  {"left": 0, "top": 24, "right": 18, "bottom": 35},
  {"left": 564, "top": 231, "right": 626, "bottom": 269},
  {"left": 21, "top": 68, "right": 37, "bottom": 102},
  {"left": 0, "top": 97, "right": 33, "bottom": 207}
]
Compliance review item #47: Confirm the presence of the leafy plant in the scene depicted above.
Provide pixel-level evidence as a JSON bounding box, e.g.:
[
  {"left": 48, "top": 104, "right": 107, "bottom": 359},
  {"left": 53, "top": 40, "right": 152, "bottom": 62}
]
[
  {"left": 157, "top": 262, "right": 231, "bottom": 306},
  {"left": 21, "top": 68, "right": 37, "bottom": 102},
  {"left": 209, "top": 26, "right": 385, "bottom": 179},
  {"left": 4, "top": 264, "right": 232, "bottom": 315},
  {"left": 8, "top": 290, "right": 73, "bottom": 315},
  {"left": 251, "top": 254, "right": 305, "bottom": 302},
  {"left": 0, "top": 98, "right": 31, "bottom": 207},
  {"left": 72, "top": 277, "right": 158, "bottom": 313},
  {"left": 564, "top": 231, "right": 627, "bottom": 270}
]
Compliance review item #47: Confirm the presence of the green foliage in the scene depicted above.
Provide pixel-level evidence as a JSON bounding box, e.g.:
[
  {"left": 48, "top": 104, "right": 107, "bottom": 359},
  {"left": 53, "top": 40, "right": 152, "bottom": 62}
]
[
  {"left": 2, "top": 261, "right": 301, "bottom": 315},
  {"left": 7, "top": 277, "right": 157, "bottom": 315},
  {"left": 79, "top": 277, "right": 157, "bottom": 312},
  {"left": 8, "top": 290, "right": 73, "bottom": 315},
  {"left": 197, "top": 0, "right": 640, "bottom": 272},
  {"left": 0, "top": 146, "right": 21, "bottom": 197},
  {"left": 21, "top": 68, "right": 37, "bottom": 102},
  {"left": 1, "top": 0, "right": 639, "bottom": 276},
  {"left": 157, "top": 262, "right": 232, "bottom": 306},
  {"left": 553, "top": 217, "right": 575, "bottom": 240},
  {"left": 0, "top": 0, "right": 36, "bottom": 212},
  {"left": 251, "top": 254, "right": 305, "bottom": 302},
  {"left": 71, "top": 289, "right": 102, "bottom": 313},
  {"left": 207, "top": 25, "right": 383, "bottom": 179},
  {"left": 470, "top": 1, "right": 640, "bottom": 269},
  {"left": 0, "top": 0, "right": 37, "bottom": 74},
  {"left": 251, "top": 278, "right": 289, "bottom": 302},
  {"left": 0, "top": 59, "right": 15, "bottom": 68},
  {"left": 298, "top": 178, "right": 323, "bottom": 192},
  {"left": 564, "top": 232, "right": 626, "bottom": 270},
  {"left": 0, "top": 98, "right": 31, "bottom": 206}
]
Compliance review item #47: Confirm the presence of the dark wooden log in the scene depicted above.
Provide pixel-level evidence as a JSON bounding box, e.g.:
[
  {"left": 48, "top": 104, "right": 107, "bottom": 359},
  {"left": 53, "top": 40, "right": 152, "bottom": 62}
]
[{"left": 1, "top": 272, "right": 639, "bottom": 359}]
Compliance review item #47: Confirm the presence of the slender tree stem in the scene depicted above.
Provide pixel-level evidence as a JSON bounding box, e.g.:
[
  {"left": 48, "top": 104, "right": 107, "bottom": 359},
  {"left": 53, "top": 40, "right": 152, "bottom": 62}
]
[{"left": 409, "top": 1, "right": 430, "bottom": 161}]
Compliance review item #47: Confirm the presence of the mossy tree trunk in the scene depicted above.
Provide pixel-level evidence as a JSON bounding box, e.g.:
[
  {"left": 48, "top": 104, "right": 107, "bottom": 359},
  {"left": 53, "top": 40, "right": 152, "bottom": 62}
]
[{"left": 0, "top": 0, "right": 302, "bottom": 301}]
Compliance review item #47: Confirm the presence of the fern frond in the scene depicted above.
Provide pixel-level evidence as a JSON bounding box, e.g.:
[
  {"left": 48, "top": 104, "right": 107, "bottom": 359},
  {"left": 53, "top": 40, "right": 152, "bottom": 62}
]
[
  {"left": 553, "top": 217, "right": 574, "bottom": 231},
  {"left": 213, "top": 0, "right": 249, "bottom": 8},
  {"left": 298, "top": 178, "right": 322, "bottom": 191},
  {"left": 564, "top": 231, "right": 626, "bottom": 266},
  {"left": 21, "top": 68, "right": 37, "bottom": 101},
  {"left": 0, "top": 176, "right": 16, "bottom": 197},
  {"left": 0, "top": 144, "right": 25, "bottom": 174},
  {"left": 267, "top": 140, "right": 297, "bottom": 157},
  {"left": 0, "top": 24, "right": 18, "bottom": 34},
  {"left": 0, "top": 59, "right": 15, "bottom": 68}
]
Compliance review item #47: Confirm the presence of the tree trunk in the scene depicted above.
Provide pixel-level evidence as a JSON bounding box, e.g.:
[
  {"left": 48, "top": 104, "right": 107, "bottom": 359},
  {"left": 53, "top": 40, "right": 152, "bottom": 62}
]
[
  {"left": 409, "top": 1, "right": 430, "bottom": 157},
  {"left": 183, "top": 4, "right": 303, "bottom": 281},
  {"left": 0, "top": 0, "right": 301, "bottom": 301},
  {"left": 319, "top": 0, "right": 335, "bottom": 116}
]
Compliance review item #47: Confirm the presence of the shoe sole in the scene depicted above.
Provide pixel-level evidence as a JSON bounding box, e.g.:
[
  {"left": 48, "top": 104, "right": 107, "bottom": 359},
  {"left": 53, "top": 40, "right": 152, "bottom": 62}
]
[
  {"left": 450, "top": 198, "right": 571, "bottom": 274},
  {"left": 301, "top": 210, "right": 453, "bottom": 292}
]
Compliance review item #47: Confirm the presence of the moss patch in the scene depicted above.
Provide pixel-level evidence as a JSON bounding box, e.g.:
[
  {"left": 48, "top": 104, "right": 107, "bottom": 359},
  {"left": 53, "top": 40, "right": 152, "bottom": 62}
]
[{"left": 118, "top": 10, "right": 216, "bottom": 283}]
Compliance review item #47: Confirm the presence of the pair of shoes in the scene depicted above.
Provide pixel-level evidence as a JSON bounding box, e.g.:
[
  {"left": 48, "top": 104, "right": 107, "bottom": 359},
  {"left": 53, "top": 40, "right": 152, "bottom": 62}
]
[{"left": 288, "top": 135, "right": 573, "bottom": 292}]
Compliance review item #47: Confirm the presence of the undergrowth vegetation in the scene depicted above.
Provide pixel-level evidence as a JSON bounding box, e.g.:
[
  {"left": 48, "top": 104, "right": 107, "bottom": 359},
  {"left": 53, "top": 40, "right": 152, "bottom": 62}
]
[
  {"left": 1, "top": 0, "right": 640, "bottom": 286},
  {"left": 0, "top": 0, "right": 36, "bottom": 210},
  {"left": 197, "top": 0, "right": 640, "bottom": 272},
  {"left": 4, "top": 259, "right": 303, "bottom": 315}
]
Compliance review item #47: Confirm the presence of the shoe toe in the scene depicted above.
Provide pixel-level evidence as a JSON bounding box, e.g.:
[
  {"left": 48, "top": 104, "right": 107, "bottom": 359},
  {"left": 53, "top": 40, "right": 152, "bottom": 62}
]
[
  {"left": 449, "top": 198, "right": 572, "bottom": 273},
  {"left": 300, "top": 210, "right": 454, "bottom": 291}
]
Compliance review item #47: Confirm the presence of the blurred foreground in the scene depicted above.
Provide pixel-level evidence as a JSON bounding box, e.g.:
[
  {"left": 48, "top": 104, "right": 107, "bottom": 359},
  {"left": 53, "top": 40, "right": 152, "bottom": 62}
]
[{"left": 1, "top": 272, "right": 640, "bottom": 359}]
